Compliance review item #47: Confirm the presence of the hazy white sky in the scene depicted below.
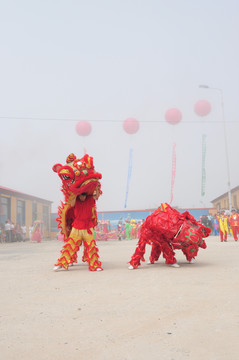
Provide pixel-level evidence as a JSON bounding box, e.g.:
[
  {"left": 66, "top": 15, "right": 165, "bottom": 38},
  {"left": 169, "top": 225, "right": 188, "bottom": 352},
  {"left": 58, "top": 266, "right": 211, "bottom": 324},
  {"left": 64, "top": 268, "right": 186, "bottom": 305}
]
[{"left": 0, "top": 0, "right": 239, "bottom": 212}]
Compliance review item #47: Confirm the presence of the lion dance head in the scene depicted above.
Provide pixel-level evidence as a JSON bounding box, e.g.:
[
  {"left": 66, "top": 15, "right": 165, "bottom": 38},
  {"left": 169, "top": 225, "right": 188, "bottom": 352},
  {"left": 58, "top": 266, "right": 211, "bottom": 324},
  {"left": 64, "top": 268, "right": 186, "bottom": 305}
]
[{"left": 53, "top": 153, "right": 102, "bottom": 198}]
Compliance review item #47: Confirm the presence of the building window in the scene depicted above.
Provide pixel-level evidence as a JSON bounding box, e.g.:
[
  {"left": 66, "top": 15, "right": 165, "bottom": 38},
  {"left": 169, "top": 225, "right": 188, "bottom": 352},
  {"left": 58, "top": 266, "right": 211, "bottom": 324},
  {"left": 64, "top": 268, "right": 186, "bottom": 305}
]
[
  {"left": 43, "top": 205, "right": 49, "bottom": 231},
  {"left": 0, "top": 196, "right": 11, "bottom": 224},
  {"left": 32, "top": 202, "right": 37, "bottom": 222},
  {"left": 17, "top": 200, "right": 25, "bottom": 225}
]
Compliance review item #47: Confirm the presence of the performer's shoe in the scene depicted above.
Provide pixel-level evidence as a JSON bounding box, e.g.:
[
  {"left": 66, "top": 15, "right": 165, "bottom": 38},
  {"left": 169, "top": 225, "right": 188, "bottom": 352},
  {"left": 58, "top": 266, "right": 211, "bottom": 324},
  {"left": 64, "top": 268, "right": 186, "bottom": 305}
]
[
  {"left": 53, "top": 265, "right": 62, "bottom": 271},
  {"left": 96, "top": 268, "right": 103, "bottom": 271},
  {"left": 69, "top": 263, "right": 73, "bottom": 267},
  {"left": 147, "top": 261, "right": 154, "bottom": 265},
  {"left": 128, "top": 265, "right": 134, "bottom": 270},
  {"left": 171, "top": 263, "right": 180, "bottom": 268},
  {"left": 188, "top": 259, "right": 195, "bottom": 264}
]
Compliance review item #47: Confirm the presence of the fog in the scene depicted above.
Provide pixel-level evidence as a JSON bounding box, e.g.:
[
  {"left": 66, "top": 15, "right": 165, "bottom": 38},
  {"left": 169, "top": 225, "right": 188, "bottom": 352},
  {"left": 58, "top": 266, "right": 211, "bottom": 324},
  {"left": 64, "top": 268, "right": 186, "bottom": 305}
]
[{"left": 0, "top": 0, "right": 239, "bottom": 213}]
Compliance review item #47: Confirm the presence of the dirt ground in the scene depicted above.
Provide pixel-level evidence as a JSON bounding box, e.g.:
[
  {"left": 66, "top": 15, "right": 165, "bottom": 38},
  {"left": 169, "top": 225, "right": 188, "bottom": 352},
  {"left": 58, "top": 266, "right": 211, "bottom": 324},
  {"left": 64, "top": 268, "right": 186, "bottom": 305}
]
[{"left": 1, "top": 235, "right": 239, "bottom": 360}]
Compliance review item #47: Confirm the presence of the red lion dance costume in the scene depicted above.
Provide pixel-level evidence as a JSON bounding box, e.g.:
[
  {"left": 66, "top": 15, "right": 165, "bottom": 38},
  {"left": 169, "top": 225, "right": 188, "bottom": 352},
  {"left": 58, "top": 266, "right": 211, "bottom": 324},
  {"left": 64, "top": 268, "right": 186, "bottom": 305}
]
[
  {"left": 129, "top": 203, "right": 211, "bottom": 269},
  {"left": 53, "top": 153, "right": 103, "bottom": 272}
]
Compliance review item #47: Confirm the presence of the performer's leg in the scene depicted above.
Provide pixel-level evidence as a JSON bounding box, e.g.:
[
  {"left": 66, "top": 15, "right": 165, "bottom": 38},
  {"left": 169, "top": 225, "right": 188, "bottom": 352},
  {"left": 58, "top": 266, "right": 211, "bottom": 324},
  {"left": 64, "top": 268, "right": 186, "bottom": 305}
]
[
  {"left": 224, "top": 231, "right": 227, "bottom": 241},
  {"left": 160, "top": 241, "right": 177, "bottom": 265},
  {"left": 71, "top": 251, "right": 78, "bottom": 264},
  {"left": 83, "top": 229, "right": 103, "bottom": 271},
  {"left": 232, "top": 226, "right": 238, "bottom": 241},
  {"left": 54, "top": 228, "right": 82, "bottom": 269},
  {"left": 149, "top": 242, "right": 161, "bottom": 263},
  {"left": 236, "top": 226, "right": 239, "bottom": 240},
  {"left": 219, "top": 229, "right": 224, "bottom": 241},
  {"left": 129, "top": 236, "right": 147, "bottom": 269},
  {"left": 82, "top": 246, "right": 88, "bottom": 263}
]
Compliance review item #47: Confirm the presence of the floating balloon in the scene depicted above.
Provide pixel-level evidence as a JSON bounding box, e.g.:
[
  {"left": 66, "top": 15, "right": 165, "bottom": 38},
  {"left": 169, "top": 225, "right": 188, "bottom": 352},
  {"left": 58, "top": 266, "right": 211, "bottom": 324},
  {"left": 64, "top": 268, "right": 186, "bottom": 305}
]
[
  {"left": 165, "top": 108, "right": 182, "bottom": 125},
  {"left": 194, "top": 100, "right": 211, "bottom": 117},
  {"left": 76, "top": 121, "right": 92, "bottom": 136},
  {"left": 123, "top": 118, "right": 139, "bottom": 134}
]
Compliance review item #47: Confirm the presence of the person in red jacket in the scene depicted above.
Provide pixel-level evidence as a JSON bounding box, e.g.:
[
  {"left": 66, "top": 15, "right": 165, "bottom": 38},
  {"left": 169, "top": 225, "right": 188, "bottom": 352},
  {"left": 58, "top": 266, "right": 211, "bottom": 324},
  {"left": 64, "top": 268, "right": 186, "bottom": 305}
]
[{"left": 229, "top": 209, "right": 239, "bottom": 241}]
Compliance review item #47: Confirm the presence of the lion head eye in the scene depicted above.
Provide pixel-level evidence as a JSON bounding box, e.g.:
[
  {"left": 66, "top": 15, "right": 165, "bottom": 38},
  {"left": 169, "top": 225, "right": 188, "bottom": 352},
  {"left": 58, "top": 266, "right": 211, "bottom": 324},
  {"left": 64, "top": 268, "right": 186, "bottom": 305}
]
[{"left": 61, "top": 175, "right": 71, "bottom": 181}]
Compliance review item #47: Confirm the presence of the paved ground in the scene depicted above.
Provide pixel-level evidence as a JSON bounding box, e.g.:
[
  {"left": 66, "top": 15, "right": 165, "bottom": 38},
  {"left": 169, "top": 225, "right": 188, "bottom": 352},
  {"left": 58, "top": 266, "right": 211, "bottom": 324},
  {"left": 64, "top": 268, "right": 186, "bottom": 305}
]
[{"left": 1, "top": 235, "right": 239, "bottom": 360}]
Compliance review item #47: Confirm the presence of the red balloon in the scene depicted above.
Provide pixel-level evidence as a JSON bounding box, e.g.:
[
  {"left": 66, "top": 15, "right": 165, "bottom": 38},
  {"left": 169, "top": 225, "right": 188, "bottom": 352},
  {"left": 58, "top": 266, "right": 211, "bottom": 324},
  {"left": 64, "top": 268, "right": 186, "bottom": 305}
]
[
  {"left": 75, "top": 121, "right": 92, "bottom": 136},
  {"left": 123, "top": 118, "right": 139, "bottom": 134},
  {"left": 165, "top": 108, "right": 182, "bottom": 125},
  {"left": 194, "top": 100, "right": 211, "bottom": 117}
]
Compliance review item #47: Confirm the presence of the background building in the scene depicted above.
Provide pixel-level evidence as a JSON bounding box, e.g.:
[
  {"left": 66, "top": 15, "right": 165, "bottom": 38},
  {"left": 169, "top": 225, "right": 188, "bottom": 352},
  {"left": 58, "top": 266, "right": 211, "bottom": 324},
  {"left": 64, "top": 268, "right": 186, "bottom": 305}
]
[
  {"left": 211, "top": 185, "right": 239, "bottom": 211},
  {"left": 0, "top": 186, "right": 52, "bottom": 238}
]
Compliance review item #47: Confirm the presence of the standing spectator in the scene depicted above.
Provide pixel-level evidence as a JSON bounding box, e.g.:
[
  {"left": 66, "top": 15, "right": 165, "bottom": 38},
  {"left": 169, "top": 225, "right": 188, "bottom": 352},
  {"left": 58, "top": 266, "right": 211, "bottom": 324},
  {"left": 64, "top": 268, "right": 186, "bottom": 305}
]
[
  {"left": 0, "top": 225, "right": 6, "bottom": 243},
  {"left": 136, "top": 221, "right": 142, "bottom": 238},
  {"left": 15, "top": 223, "right": 23, "bottom": 242},
  {"left": 200, "top": 215, "right": 207, "bottom": 227},
  {"left": 131, "top": 219, "right": 137, "bottom": 239},
  {"left": 4, "top": 220, "right": 11, "bottom": 242},
  {"left": 29, "top": 224, "right": 34, "bottom": 241},
  {"left": 213, "top": 215, "right": 219, "bottom": 235},
  {"left": 125, "top": 220, "right": 132, "bottom": 240},
  {"left": 117, "top": 222, "right": 122, "bottom": 241},
  {"left": 218, "top": 210, "right": 229, "bottom": 242},
  {"left": 206, "top": 216, "right": 213, "bottom": 233},
  {"left": 11, "top": 222, "right": 16, "bottom": 242},
  {"left": 21, "top": 224, "right": 27, "bottom": 241},
  {"left": 31, "top": 221, "right": 43, "bottom": 243},
  {"left": 229, "top": 209, "right": 239, "bottom": 241}
]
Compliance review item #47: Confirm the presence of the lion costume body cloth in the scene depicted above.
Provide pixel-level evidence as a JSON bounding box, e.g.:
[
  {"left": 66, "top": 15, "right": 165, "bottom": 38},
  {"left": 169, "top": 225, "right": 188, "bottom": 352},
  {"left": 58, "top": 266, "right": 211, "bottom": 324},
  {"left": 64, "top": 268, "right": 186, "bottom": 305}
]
[
  {"left": 53, "top": 153, "right": 103, "bottom": 271},
  {"left": 129, "top": 203, "right": 211, "bottom": 268}
]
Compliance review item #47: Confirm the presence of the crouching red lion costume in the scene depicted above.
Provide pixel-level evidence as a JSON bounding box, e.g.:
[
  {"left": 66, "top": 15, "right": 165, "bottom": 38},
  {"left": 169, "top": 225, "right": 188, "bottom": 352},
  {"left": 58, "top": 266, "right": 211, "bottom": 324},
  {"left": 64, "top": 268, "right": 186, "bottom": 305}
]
[
  {"left": 129, "top": 203, "right": 211, "bottom": 269},
  {"left": 53, "top": 153, "right": 103, "bottom": 272}
]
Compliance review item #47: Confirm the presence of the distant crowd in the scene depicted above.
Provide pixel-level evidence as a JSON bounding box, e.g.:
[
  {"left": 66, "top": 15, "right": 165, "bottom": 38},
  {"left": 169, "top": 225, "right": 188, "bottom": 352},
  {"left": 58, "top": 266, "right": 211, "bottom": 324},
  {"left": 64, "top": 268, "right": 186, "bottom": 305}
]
[
  {"left": 200, "top": 208, "right": 239, "bottom": 241},
  {"left": 0, "top": 220, "right": 30, "bottom": 243},
  {"left": 0, "top": 219, "right": 44, "bottom": 243},
  {"left": 116, "top": 219, "right": 144, "bottom": 240}
]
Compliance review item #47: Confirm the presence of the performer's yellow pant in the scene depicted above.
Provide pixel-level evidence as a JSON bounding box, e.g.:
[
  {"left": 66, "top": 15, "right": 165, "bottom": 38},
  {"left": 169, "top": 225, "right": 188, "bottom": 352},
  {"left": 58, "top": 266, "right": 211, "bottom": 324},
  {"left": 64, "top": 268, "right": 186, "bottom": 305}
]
[{"left": 55, "top": 227, "right": 102, "bottom": 271}]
